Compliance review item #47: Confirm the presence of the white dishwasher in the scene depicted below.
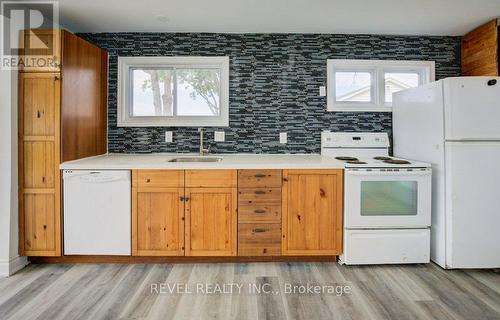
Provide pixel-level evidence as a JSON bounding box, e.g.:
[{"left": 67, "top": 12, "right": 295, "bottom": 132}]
[{"left": 63, "top": 170, "right": 131, "bottom": 255}]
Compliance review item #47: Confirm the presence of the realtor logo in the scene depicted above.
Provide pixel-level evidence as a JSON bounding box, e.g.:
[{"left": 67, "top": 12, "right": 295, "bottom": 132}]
[{"left": 0, "top": 0, "right": 59, "bottom": 70}]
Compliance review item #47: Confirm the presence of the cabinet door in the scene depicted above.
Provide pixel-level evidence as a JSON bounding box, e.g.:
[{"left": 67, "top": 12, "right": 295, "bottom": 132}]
[
  {"left": 20, "top": 29, "right": 61, "bottom": 72},
  {"left": 282, "top": 170, "right": 343, "bottom": 256},
  {"left": 21, "top": 73, "right": 58, "bottom": 136},
  {"left": 23, "top": 141, "right": 55, "bottom": 189},
  {"left": 19, "top": 72, "right": 61, "bottom": 256},
  {"left": 23, "top": 194, "right": 57, "bottom": 254},
  {"left": 185, "top": 188, "right": 237, "bottom": 256},
  {"left": 132, "top": 188, "right": 185, "bottom": 256}
]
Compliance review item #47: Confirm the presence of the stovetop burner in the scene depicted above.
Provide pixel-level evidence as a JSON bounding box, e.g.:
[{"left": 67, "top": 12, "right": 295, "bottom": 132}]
[
  {"left": 374, "top": 156, "right": 393, "bottom": 161},
  {"left": 383, "top": 159, "right": 411, "bottom": 165},
  {"left": 335, "top": 156, "right": 359, "bottom": 161},
  {"left": 347, "top": 160, "right": 367, "bottom": 164}
]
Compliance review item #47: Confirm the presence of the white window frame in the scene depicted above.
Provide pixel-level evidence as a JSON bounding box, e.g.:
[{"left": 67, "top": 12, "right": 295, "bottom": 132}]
[
  {"left": 117, "top": 56, "right": 229, "bottom": 127},
  {"left": 327, "top": 59, "right": 435, "bottom": 112}
]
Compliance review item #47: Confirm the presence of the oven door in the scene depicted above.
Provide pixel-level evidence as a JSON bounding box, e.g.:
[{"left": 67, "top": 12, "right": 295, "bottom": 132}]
[{"left": 344, "top": 168, "right": 432, "bottom": 228}]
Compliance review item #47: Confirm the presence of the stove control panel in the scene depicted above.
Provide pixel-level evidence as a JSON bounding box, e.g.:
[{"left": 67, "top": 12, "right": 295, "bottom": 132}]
[{"left": 321, "top": 131, "right": 390, "bottom": 149}]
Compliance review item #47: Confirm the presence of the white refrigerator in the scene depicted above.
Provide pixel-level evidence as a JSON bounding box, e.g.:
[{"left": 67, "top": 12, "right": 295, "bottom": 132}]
[{"left": 393, "top": 77, "right": 500, "bottom": 269}]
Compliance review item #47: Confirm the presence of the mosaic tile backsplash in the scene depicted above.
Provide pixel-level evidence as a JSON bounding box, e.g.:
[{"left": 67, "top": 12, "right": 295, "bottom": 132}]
[{"left": 78, "top": 33, "right": 461, "bottom": 154}]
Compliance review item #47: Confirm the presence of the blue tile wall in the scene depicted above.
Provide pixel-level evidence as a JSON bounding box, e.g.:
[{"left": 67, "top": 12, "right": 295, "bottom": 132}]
[{"left": 77, "top": 33, "right": 460, "bottom": 154}]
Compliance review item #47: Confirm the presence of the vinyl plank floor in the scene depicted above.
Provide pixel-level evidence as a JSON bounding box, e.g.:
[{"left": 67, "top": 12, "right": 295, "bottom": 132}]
[{"left": 0, "top": 263, "right": 499, "bottom": 320}]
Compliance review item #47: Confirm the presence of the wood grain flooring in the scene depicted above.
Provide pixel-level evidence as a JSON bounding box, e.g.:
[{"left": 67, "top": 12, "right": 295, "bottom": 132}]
[{"left": 0, "top": 263, "right": 499, "bottom": 320}]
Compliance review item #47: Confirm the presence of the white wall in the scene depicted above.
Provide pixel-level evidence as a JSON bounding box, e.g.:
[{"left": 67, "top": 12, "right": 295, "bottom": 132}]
[{"left": 0, "top": 50, "right": 28, "bottom": 277}]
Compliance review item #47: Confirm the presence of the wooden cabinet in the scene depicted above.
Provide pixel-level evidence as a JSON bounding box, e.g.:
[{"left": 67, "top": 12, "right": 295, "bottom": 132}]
[
  {"left": 238, "top": 169, "right": 282, "bottom": 256},
  {"left": 185, "top": 187, "right": 237, "bottom": 256},
  {"left": 462, "top": 19, "right": 499, "bottom": 76},
  {"left": 133, "top": 188, "right": 185, "bottom": 256},
  {"left": 19, "top": 30, "right": 108, "bottom": 257},
  {"left": 132, "top": 170, "right": 185, "bottom": 256},
  {"left": 132, "top": 170, "right": 237, "bottom": 257},
  {"left": 282, "top": 170, "right": 343, "bottom": 256},
  {"left": 19, "top": 73, "right": 61, "bottom": 256}
]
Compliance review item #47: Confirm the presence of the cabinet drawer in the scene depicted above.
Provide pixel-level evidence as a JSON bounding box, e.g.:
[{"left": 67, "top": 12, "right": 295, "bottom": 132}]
[
  {"left": 238, "top": 188, "right": 281, "bottom": 205},
  {"left": 134, "top": 170, "right": 184, "bottom": 188},
  {"left": 238, "top": 170, "right": 282, "bottom": 188},
  {"left": 238, "top": 205, "right": 281, "bottom": 222},
  {"left": 238, "top": 223, "right": 281, "bottom": 256},
  {"left": 185, "top": 170, "right": 237, "bottom": 188}
]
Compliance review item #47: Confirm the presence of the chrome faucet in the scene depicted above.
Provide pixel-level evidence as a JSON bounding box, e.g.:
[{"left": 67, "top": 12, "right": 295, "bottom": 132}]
[{"left": 198, "top": 128, "right": 210, "bottom": 156}]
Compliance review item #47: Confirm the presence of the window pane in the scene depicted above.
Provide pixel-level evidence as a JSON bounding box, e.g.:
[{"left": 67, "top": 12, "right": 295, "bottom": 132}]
[
  {"left": 384, "top": 72, "right": 420, "bottom": 102},
  {"left": 132, "top": 69, "right": 174, "bottom": 116},
  {"left": 176, "top": 69, "right": 221, "bottom": 116},
  {"left": 335, "top": 72, "right": 372, "bottom": 102},
  {"left": 361, "top": 181, "right": 418, "bottom": 216}
]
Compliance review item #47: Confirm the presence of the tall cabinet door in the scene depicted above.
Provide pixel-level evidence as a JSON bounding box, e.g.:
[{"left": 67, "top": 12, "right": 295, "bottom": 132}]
[
  {"left": 282, "top": 170, "right": 343, "bottom": 256},
  {"left": 132, "top": 188, "right": 185, "bottom": 256},
  {"left": 19, "top": 72, "right": 61, "bottom": 256},
  {"left": 185, "top": 188, "right": 237, "bottom": 256}
]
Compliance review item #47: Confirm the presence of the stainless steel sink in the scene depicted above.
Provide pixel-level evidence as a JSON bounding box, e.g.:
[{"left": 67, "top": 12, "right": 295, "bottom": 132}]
[{"left": 168, "top": 157, "right": 223, "bottom": 163}]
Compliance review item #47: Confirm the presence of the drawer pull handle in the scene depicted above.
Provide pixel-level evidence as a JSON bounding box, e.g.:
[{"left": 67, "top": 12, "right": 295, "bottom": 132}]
[
  {"left": 37, "top": 110, "right": 42, "bottom": 118},
  {"left": 254, "top": 190, "right": 266, "bottom": 195},
  {"left": 254, "top": 209, "right": 266, "bottom": 214},
  {"left": 253, "top": 228, "right": 267, "bottom": 233},
  {"left": 254, "top": 174, "right": 267, "bottom": 178},
  {"left": 146, "top": 179, "right": 151, "bottom": 183}
]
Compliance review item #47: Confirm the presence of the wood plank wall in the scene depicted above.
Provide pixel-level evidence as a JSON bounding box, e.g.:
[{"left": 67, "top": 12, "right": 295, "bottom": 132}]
[{"left": 461, "top": 19, "right": 499, "bottom": 76}]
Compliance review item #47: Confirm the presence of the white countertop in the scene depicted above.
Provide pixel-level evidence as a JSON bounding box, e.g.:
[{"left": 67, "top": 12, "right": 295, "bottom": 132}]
[{"left": 60, "top": 153, "right": 345, "bottom": 170}]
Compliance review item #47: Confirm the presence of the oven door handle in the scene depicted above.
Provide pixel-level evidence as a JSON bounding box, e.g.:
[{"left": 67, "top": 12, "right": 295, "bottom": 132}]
[{"left": 346, "top": 169, "right": 431, "bottom": 176}]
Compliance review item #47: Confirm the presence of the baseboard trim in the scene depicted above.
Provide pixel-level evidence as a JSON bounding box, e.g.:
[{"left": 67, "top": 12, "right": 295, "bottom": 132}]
[
  {"left": 0, "top": 256, "right": 29, "bottom": 277},
  {"left": 29, "top": 255, "right": 337, "bottom": 264}
]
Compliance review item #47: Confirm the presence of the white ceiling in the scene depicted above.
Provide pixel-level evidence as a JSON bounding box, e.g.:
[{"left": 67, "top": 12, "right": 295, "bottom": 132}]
[{"left": 59, "top": 0, "right": 500, "bottom": 36}]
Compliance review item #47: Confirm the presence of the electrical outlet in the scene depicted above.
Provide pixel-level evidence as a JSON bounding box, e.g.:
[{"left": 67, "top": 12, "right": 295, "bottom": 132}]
[
  {"left": 319, "top": 86, "right": 326, "bottom": 97},
  {"left": 165, "top": 131, "right": 173, "bottom": 143},
  {"left": 214, "top": 131, "right": 225, "bottom": 142},
  {"left": 280, "top": 132, "right": 287, "bottom": 144}
]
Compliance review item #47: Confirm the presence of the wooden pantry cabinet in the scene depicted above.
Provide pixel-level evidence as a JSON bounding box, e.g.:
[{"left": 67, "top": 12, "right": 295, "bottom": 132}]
[
  {"left": 281, "top": 169, "right": 343, "bottom": 256},
  {"left": 19, "top": 30, "right": 108, "bottom": 256},
  {"left": 132, "top": 170, "right": 238, "bottom": 257}
]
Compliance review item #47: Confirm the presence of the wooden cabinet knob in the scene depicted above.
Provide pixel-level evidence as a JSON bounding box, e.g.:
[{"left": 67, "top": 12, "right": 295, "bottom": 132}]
[{"left": 146, "top": 178, "right": 151, "bottom": 183}]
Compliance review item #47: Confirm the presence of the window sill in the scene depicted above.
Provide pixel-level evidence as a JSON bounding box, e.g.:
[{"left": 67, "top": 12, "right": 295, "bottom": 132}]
[
  {"left": 326, "top": 105, "right": 393, "bottom": 112},
  {"left": 117, "top": 116, "right": 229, "bottom": 127}
]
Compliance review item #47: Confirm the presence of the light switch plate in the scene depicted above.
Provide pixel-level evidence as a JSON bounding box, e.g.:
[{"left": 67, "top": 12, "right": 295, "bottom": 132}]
[
  {"left": 319, "top": 86, "right": 326, "bottom": 97},
  {"left": 214, "top": 131, "right": 225, "bottom": 142},
  {"left": 165, "top": 131, "right": 173, "bottom": 143},
  {"left": 279, "top": 132, "right": 287, "bottom": 144}
]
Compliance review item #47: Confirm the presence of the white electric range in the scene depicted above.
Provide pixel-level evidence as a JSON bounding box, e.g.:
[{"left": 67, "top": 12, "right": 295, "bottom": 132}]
[{"left": 321, "top": 131, "right": 432, "bottom": 265}]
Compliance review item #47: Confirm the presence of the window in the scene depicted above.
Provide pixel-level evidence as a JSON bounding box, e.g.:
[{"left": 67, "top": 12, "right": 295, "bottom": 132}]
[
  {"left": 327, "top": 59, "right": 435, "bottom": 112},
  {"left": 118, "top": 56, "right": 229, "bottom": 127}
]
